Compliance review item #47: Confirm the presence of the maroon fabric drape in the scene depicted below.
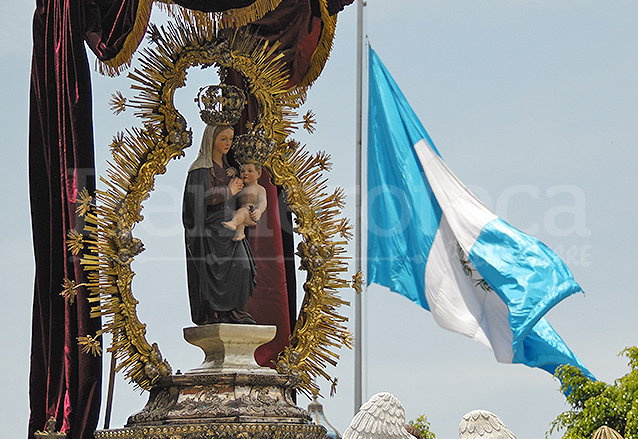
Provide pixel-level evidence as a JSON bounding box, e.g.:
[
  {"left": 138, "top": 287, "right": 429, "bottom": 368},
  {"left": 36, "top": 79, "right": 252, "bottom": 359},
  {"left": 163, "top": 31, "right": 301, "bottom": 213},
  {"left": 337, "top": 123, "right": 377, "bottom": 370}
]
[
  {"left": 29, "top": 0, "right": 154, "bottom": 436},
  {"left": 222, "top": 0, "right": 330, "bottom": 367},
  {"left": 221, "top": 0, "right": 354, "bottom": 367},
  {"left": 244, "top": 0, "right": 355, "bottom": 85},
  {"left": 84, "top": 0, "right": 143, "bottom": 59},
  {"left": 246, "top": 170, "right": 293, "bottom": 367},
  {"left": 325, "top": 0, "right": 352, "bottom": 16},
  {"left": 244, "top": 0, "right": 323, "bottom": 86},
  {"left": 29, "top": 0, "right": 102, "bottom": 437}
]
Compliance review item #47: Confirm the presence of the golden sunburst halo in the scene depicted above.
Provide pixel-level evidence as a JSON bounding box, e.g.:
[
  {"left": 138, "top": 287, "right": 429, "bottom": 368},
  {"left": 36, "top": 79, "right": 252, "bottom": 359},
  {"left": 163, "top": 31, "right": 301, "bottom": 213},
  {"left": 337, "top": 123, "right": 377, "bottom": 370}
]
[{"left": 72, "top": 14, "right": 352, "bottom": 395}]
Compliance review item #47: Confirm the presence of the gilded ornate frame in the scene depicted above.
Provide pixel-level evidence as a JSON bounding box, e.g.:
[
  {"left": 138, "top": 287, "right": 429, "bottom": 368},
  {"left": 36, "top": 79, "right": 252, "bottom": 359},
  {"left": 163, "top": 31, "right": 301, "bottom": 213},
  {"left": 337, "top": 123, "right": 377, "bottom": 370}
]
[{"left": 70, "top": 16, "right": 353, "bottom": 395}]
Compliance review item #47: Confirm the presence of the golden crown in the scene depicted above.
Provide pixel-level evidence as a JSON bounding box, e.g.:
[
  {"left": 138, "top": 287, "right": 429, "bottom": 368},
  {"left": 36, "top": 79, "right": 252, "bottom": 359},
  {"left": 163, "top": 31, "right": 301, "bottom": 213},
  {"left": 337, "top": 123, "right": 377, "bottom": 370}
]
[
  {"left": 232, "top": 127, "right": 275, "bottom": 166},
  {"left": 196, "top": 84, "right": 246, "bottom": 126}
]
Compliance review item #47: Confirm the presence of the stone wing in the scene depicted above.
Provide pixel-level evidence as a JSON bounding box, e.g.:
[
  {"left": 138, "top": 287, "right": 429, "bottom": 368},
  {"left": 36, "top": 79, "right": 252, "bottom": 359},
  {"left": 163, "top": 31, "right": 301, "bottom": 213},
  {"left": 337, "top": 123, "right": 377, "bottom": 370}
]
[
  {"left": 343, "top": 392, "right": 415, "bottom": 439},
  {"left": 458, "top": 410, "right": 516, "bottom": 439}
]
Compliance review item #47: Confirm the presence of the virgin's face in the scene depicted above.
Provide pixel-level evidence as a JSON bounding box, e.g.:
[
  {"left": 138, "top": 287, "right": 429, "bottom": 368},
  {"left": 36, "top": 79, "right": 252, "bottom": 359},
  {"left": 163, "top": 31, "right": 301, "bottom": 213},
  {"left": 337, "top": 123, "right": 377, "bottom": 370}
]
[{"left": 212, "top": 127, "right": 234, "bottom": 156}]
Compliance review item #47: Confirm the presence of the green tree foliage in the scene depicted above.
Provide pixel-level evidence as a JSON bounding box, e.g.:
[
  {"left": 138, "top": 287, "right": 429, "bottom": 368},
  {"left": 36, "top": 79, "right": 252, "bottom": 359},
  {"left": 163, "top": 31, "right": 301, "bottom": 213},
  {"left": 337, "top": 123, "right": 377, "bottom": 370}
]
[
  {"left": 550, "top": 347, "right": 638, "bottom": 439},
  {"left": 409, "top": 414, "right": 436, "bottom": 439}
]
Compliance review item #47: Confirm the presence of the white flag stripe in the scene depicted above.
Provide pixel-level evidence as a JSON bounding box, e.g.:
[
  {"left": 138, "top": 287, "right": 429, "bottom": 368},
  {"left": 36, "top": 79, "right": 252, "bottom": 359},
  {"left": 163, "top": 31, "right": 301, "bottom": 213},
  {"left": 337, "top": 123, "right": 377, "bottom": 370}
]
[
  {"left": 414, "top": 138, "right": 497, "bottom": 252},
  {"left": 424, "top": 211, "right": 515, "bottom": 363}
]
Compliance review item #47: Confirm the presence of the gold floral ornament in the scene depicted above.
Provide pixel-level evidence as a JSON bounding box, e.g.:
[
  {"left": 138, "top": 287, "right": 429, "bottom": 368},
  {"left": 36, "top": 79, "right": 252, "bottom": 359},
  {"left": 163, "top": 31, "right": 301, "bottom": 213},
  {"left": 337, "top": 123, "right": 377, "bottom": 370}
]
[
  {"left": 61, "top": 278, "right": 81, "bottom": 304},
  {"left": 336, "top": 218, "right": 353, "bottom": 240},
  {"left": 352, "top": 270, "right": 363, "bottom": 295},
  {"left": 78, "top": 16, "right": 352, "bottom": 394},
  {"left": 302, "top": 110, "right": 317, "bottom": 134},
  {"left": 76, "top": 188, "right": 94, "bottom": 217},
  {"left": 66, "top": 230, "right": 84, "bottom": 256},
  {"left": 110, "top": 132, "right": 126, "bottom": 154},
  {"left": 341, "top": 329, "right": 354, "bottom": 349},
  {"left": 78, "top": 334, "right": 103, "bottom": 356},
  {"left": 314, "top": 150, "right": 332, "bottom": 172},
  {"left": 286, "top": 110, "right": 317, "bottom": 135},
  {"left": 34, "top": 417, "right": 66, "bottom": 439},
  {"left": 109, "top": 91, "right": 128, "bottom": 115},
  {"left": 330, "top": 377, "right": 338, "bottom": 397}
]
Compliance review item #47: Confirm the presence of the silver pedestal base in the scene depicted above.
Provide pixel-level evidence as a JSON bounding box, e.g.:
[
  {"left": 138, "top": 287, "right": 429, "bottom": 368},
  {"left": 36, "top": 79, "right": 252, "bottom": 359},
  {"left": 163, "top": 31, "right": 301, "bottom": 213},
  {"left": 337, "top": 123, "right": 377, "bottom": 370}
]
[{"left": 94, "top": 324, "right": 325, "bottom": 439}]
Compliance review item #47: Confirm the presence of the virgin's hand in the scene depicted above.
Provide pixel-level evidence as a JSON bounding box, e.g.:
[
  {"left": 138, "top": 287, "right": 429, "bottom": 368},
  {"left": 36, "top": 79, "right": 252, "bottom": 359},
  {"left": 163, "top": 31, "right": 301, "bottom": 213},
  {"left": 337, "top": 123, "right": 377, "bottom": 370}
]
[{"left": 229, "top": 177, "right": 244, "bottom": 195}]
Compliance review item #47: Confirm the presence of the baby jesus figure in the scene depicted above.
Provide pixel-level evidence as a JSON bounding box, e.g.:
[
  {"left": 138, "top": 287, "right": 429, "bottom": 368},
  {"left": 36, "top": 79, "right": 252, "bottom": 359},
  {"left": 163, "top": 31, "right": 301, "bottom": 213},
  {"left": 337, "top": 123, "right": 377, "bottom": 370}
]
[{"left": 222, "top": 163, "right": 267, "bottom": 241}]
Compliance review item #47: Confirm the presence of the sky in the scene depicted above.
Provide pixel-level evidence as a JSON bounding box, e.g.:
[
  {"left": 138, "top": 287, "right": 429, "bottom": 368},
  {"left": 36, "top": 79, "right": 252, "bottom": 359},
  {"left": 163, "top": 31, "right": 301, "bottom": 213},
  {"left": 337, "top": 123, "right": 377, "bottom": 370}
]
[{"left": 2, "top": 1, "right": 638, "bottom": 438}]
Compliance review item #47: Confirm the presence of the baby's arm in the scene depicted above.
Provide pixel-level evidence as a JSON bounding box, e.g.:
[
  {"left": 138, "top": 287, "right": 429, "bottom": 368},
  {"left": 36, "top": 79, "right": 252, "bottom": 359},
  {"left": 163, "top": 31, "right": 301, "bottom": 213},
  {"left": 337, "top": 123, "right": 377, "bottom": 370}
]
[{"left": 226, "top": 166, "right": 238, "bottom": 178}]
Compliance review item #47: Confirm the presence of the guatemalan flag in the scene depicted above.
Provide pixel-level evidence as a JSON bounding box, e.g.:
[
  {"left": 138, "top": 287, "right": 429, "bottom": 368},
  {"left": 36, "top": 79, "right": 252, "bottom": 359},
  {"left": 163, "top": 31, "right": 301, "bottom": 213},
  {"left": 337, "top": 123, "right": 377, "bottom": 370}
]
[{"left": 367, "top": 47, "right": 594, "bottom": 379}]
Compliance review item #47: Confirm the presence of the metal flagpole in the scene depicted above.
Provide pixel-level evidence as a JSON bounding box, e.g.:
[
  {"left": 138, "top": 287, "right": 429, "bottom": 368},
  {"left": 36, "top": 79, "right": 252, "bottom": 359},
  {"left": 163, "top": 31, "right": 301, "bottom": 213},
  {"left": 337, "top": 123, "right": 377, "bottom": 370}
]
[{"left": 354, "top": 0, "right": 365, "bottom": 413}]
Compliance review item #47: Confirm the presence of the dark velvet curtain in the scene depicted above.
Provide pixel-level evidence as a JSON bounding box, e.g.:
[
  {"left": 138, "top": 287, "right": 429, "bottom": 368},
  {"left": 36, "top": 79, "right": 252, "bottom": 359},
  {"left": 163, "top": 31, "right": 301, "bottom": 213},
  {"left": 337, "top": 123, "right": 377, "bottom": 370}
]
[
  {"left": 29, "top": 0, "right": 102, "bottom": 437},
  {"left": 325, "top": 0, "right": 352, "bottom": 15},
  {"left": 223, "top": 0, "right": 323, "bottom": 365}
]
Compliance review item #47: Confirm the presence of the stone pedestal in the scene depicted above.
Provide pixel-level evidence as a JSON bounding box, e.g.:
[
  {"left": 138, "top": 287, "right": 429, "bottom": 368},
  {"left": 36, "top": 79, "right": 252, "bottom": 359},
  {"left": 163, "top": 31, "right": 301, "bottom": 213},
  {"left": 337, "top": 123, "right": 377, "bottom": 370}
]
[
  {"left": 183, "top": 323, "right": 277, "bottom": 374},
  {"left": 94, "top": 324, "right": 326, "bottom": 439}
]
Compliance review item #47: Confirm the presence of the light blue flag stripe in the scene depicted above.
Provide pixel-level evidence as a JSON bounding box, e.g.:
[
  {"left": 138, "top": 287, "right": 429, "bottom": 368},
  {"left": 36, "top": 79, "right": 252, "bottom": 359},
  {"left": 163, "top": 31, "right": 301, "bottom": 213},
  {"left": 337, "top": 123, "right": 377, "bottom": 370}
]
[
  {"left": 367, "top": 45, "right": 594, "bottom": 380},
  {"left": 367, "top": 47, "right": 441, "bottom": 310},
  {"left": 521, "top": 318, "right": 591, "bottom": 375},
  {"left": 469, "top": 219, "right": 593, "bottom": 377},
  {"left": 470, "top": 218, "right": 582, "bottom": 349}
]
